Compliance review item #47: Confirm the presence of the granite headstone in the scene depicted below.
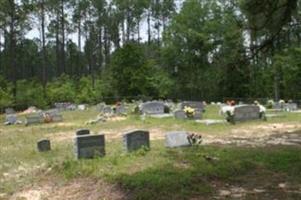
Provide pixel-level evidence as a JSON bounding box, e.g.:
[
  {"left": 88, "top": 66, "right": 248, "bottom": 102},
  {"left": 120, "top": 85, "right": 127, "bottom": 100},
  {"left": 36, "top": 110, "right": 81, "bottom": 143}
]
[
  {"left": 233, "top": 105, "right": 260, "bottom": 122},
  {"left": 76, "top": 129, "right": 90, "bottom": 136},
  {"left": 165, "top": 131, "right": 191, "bottom": 148},
  {"left": 123, "top": 130, "right": 150, "bottom": 152},
  {"left": 141, "top": 101, "right": 165, "bottom": 115},
  {"left": 37, "top": 139, "right": 51, "bottom": 152},
  {"left": 74, "top": 134, "right": 105, "bottom": 159}
]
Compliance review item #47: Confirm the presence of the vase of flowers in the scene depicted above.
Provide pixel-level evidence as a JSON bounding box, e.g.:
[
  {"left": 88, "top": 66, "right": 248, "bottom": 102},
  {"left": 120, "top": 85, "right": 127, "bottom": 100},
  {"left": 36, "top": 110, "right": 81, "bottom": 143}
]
[{"left": 184, "top": 106, "right": 195, "bottom": 119}]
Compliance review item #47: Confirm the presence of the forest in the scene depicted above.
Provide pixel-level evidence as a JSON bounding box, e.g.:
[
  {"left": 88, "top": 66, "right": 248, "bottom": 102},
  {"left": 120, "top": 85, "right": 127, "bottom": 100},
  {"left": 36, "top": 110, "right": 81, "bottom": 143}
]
[{"left": 0, "top": 0, "right": 300, "bottom": 109}]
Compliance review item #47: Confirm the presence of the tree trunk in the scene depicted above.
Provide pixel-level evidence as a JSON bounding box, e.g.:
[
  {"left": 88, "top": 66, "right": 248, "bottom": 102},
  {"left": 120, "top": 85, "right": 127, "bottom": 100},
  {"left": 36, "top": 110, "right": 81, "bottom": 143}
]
[
  {"left": 61, "top": 0, "right": 66, "bottom": 74},
  {"left": 98, "top": 27, "right": 103, "bottom": 71},
  {"left": 41, "top": 0, "right": 47, "bottom": 91},
  {"left": 147, "top": 10, "right": 151, "bottom": 45},
  {"left": 126, "top": 9, "right": 130, "bottom": 42},
  {"left": 77, "top": 16, "right": 82, "bottom": 77},
  {"left": 56, "top": 9, "right": 60, "bottom": 76},
  {"left": 122, "top": 19, "right": 125, "bottom": 44},
  {"left": 137, "top": 17, "right": 140, "bottom": 43},
  {"left": 9, "top": 0, "right": 17, "bottom": 100}
]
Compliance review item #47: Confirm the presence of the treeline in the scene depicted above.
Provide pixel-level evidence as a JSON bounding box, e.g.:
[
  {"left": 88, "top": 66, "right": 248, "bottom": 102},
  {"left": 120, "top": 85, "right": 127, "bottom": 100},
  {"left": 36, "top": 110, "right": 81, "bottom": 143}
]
[{"left": 0, "top": 0, "right": 301, "bottom": 109}]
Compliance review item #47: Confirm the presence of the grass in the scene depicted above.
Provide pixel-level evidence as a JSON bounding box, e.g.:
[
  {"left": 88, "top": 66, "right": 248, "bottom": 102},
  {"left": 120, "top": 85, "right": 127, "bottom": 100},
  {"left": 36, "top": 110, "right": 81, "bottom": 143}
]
[{"left": 0, "top": 105, "right": 301, "bottom": 199}]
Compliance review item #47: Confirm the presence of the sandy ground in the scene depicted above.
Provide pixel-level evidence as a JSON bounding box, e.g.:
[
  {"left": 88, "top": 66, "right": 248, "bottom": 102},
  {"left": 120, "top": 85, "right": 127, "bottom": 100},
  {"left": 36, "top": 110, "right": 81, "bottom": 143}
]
[
  {"left": 47, "top": 122, "right": 301, "bottom": 147},
  {"left": 3, "top": 122, "right": 301, "bottom": 200},
  {"left": 10, "top": 178, "right": 125, "bottom": 200}
]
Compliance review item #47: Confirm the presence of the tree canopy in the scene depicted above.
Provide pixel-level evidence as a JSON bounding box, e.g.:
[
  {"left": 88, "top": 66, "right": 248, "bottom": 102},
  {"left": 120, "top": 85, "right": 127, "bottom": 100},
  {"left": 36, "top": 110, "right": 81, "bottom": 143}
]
[{"left": 0, "top": 0, "right": 300, "bottom": 109}]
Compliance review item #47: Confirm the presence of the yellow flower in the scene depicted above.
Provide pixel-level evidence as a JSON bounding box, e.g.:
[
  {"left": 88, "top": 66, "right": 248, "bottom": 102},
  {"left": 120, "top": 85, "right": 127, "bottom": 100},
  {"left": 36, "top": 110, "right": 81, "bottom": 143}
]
[{"left": 184, "top": 106, "right": 195, "bottom": 116}]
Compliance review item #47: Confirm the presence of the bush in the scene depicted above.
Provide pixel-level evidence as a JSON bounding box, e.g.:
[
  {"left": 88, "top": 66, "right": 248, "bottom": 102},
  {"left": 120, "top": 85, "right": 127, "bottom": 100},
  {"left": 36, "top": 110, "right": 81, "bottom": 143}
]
[
  {"left": 46, "top": 75, "right": 76, "bottom": 104},
  {"left": 75, "top": 76, "right": 96, "bottom": 104},
  {"left": 16, "top": 79, "right": 47, "bottom": 108}
]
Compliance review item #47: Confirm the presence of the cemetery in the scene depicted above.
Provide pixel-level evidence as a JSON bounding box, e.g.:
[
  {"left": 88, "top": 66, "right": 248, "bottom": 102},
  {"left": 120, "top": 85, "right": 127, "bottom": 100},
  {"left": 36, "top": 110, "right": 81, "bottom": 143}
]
[
  {"left": 0, "top": 101, "right": 301, "bottom": 199},
  {"left": 0, "top": 0, "right": 301, "bottom": 199}
]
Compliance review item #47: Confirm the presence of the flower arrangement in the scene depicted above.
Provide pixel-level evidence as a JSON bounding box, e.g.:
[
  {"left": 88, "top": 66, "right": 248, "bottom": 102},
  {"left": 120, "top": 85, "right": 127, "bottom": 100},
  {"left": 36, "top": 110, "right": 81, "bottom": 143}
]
[
  {"left": 267, "top": 99, "right": 274, "bottom": 108},
  {"left": 187, "top": 133, "right": 202, "bottom": 145},
  {"left": 183, "top": 106, "right": 195, "bottom": 118}
]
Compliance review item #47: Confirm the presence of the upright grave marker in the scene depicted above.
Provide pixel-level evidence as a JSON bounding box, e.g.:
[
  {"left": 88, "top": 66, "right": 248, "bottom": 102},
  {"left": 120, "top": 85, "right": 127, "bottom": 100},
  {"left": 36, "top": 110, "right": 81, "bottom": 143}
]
[
  {"left": 165, "top": 131, "right": 191, "bottom": 148},
  {"left": 76, "top": 129, "right": 90, "bottom": 136},
  {"left": 4, "top": 114, "right": 17, "bottom": 125},
  {"left": 123, "top": 130, "right": 150, "bottom": 152},
  {"left": 25, "top": 113, "right": 44, "bottom": 125},
  {"left": 74, "top": 134, "right": 105, "bottom": 159},
  {"left": 233, "top": 105, "right": 260, "bottom": 122},
  {"left": 174, "top": 110, "right": 186, "bottom": 120},
  {"left": 140, "top": 101, "right": 165, "bottom": 115},
  {"left": 37, "top": 139, "right": 51, "bottom": 152},
  {"left": 180, "top": 101, "right": 204, "bottom": 112}
]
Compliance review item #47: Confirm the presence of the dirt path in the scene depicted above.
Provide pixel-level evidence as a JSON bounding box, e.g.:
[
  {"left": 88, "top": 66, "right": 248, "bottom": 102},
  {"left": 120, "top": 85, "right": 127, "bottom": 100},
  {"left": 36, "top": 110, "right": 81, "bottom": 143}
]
[
  {"left": 10, "top": 178, "right": 125, "bottom": 200},
  {"left": 203, "top": 123, "right": 301, "bottom": 146},
  {"left": 47, "top": 122, "right": 301, "bottom": 147}
]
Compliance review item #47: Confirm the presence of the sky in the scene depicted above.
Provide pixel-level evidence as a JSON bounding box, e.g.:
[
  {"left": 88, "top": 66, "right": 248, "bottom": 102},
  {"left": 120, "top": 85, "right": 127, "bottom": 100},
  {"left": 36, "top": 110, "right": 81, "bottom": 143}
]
[{"left": 25, "top": 0, "right": 184, "bottom": 46}]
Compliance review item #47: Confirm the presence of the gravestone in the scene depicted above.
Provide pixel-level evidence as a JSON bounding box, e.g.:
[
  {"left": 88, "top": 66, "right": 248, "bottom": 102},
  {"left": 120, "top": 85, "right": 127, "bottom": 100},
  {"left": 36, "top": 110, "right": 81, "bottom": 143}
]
[
  {"left": 44, "top": 109, "right": 63, "bottom": 123},
  {"left": 78, "top": 104, "right": 86, "bottom": 111},
  {"left": 55, "top": 102, "right": 76, "bottom": 111},
  {"left": 193, "top": 111, "right": 202, "bottom": 120},
  {"left": 5, "top": 114, "right": 17, "bottom": 125},
  {"left": 102, "top": 106, "right": 113, "bottom": 114},
  {"left": 123, "top": 130, "right": 150, "bottom": 152},
  {"left": 233, "top": 105, "right": 260, "bottom": 122},
  {"left": 165, "top": 131, "right": 191, "bottom": 148},
  {"left": 181, "top": 101, "right": 204, "bottom": 112},
  {"left": 174, "top": 110, "right": 186, "bottom": 120},
  {"left": 284, "top": 103, "right": 298, "bottom": 111},
  {"left": 5, "top": 108, "right": 15, "bottom": 114},
  {"left": 74, "top": 134, "right": 105, "bottom": 159},
  {"left": 37, "top": 139, "right": 51, "bottom": 152},
  {"left": 273, "top": 103, "right": 284, "bottom": 110},
  {"left": 76, "top": 129, "right": 90, "bottom": 136},
  {"left": 141, "top": 101, "right": 165, "bottom": 115},
  {"left": 97, "top": 104, "right": 105, "bottom": 111},
  {"left": 25, "top": 113, "right": 44, "bottom": 125},
  {"left": 115, "top": 105, "right": 127, "bottom": 115}
]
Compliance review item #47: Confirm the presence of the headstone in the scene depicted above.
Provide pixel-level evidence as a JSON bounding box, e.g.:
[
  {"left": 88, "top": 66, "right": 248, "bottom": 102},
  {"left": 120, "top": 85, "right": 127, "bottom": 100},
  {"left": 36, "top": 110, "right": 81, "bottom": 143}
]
[
  {"left": 76, "top": 129, "right": 90, "bottom": 136},
  {"left": 5, "top": 114, "right": 17, "bottom": 125},
  {"left": 283, "top": 103, "right": 298, "bottom": 111},
  {"left": 174, "top": 110, "right": 186, "bottom": 119},
  {"left": 37, "top": 139, "right": 51, "bottom": 152},
  {"left": 233, "top": 105, "right": 260, "bottom": 122},
  {"left": 115, "top": 105, "right": 127, "bottom": 115},
  {"left": 74, "top": 134, "right": 105, "bottom": 159},
  {"left": 180, "top": 101, "right": 204, "bottom": 112},
  {"left": 25, "top": 113, "right": 44, "bottom": 125},
  {"left": 193, "top": 111, "right": 202, "bottom": 120},
  {"left": 102, "top": 106, "right": 113, "bottom": 114},
  {"left": 44, "top": 109, "right": 63, "bottom": 123},
  {"left": 97, "top": 103, "right": 106, "bottom": 112},
  {"left": 165, "top": 131, "right": 191, "bottom": 148},
  {"left": 78, "top": 104, "right": 86, "bottom": 111},
  {"left": 273, "top": 103, "right": 282, "bottom": 110},
  {"left": 141, "top": 101, "right": 165, "bottom": 115},
  {"left": 55, "top": 102, "right": 76, "bottom": 111},
  {"left": 5, "top": 108, "right": 15, "bottom": 114},
  {"left": 123, "top": 130, "right": 150, "bottom": 152}
]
